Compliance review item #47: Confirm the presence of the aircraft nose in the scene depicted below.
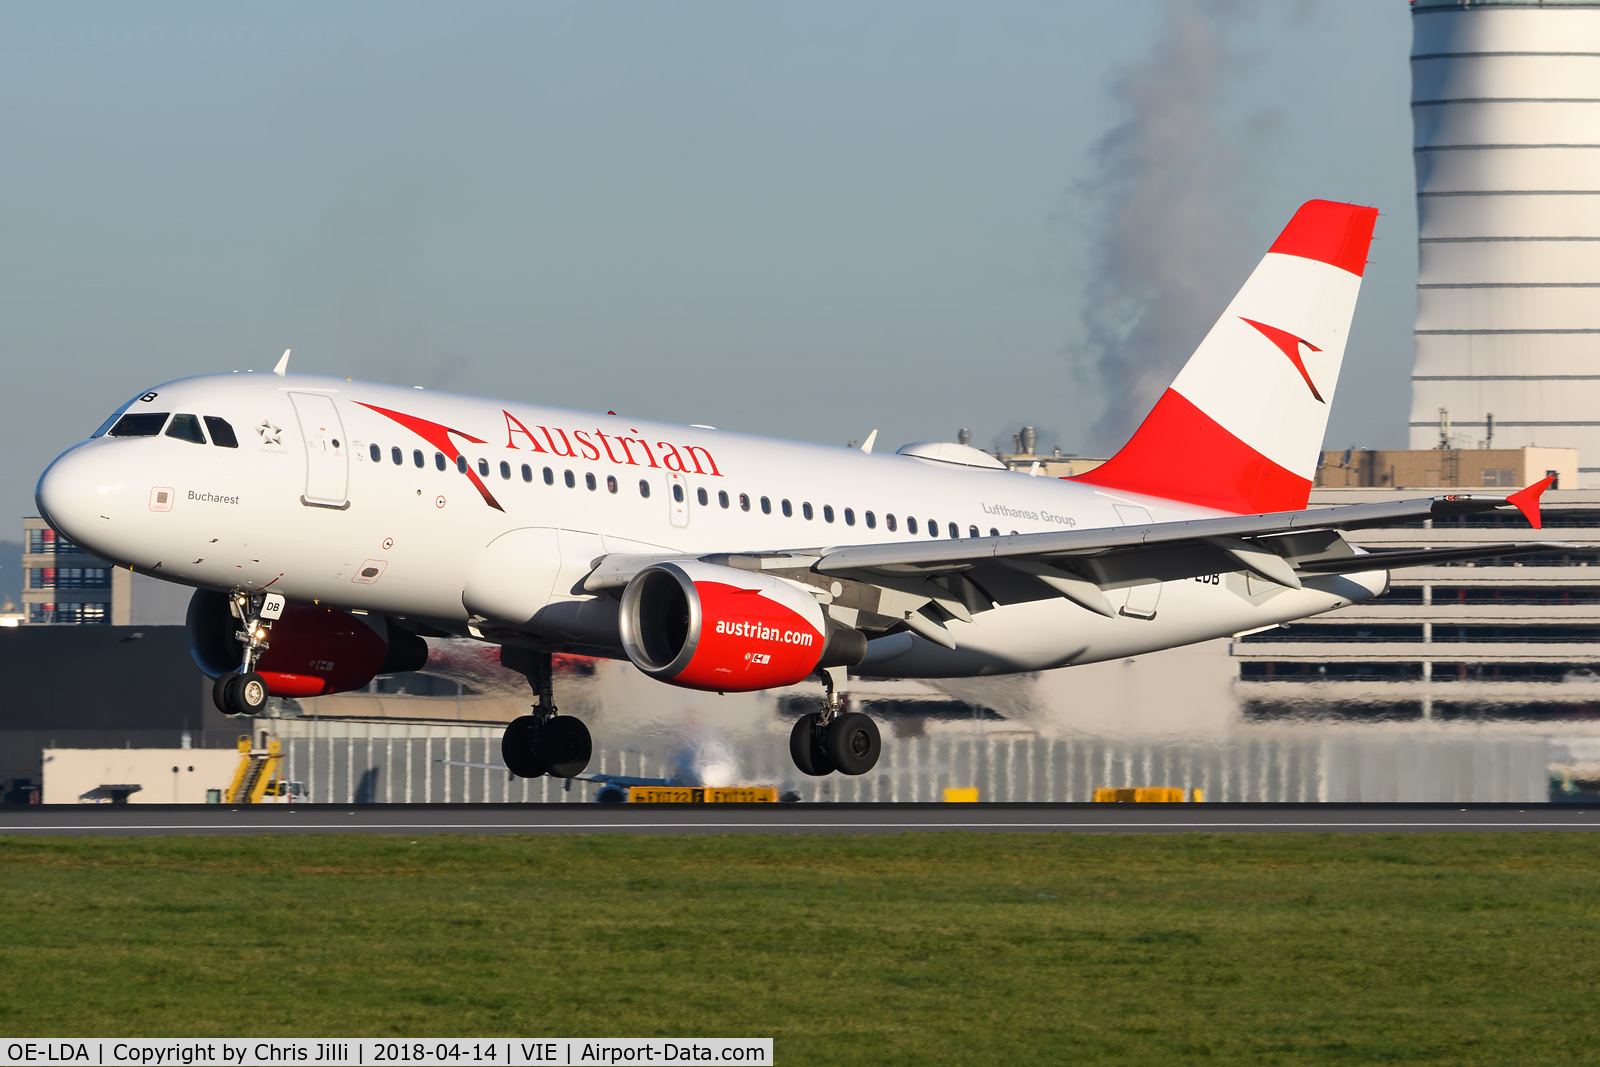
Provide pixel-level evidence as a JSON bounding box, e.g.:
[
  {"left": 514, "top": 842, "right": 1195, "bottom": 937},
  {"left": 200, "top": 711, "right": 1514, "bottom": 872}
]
[{"left": 36, "top": 443, "right": 126, "bottom": 556}]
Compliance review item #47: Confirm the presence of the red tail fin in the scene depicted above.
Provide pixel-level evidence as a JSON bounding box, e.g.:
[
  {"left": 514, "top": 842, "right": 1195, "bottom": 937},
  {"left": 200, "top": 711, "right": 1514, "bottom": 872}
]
[{"left": 1072, "top": 200, "right": 1378, "bottom": 514}]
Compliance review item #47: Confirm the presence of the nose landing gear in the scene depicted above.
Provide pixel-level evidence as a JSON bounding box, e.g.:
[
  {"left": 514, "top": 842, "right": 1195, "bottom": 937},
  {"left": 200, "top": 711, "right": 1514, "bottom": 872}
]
[
  {"left": 211, "top": 592, "right": 283, "bottom": 717},
  {"left": 499, "top": 648, "right": 593, "bottom": 779},
  {"left": 790, "top": 667, "right": 880, "bottom": 777}
]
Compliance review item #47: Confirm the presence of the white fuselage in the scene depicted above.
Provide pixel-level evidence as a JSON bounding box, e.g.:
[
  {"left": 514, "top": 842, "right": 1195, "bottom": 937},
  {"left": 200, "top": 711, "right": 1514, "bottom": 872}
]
[{"left": 37, "top": 372, "right": 1384, "bottom": 678}]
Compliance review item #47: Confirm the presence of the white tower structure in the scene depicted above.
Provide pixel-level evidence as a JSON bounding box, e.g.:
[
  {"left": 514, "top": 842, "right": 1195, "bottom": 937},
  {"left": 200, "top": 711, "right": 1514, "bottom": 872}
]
[{"left": 1409, "top": 0, "right": 1600, "bottom": 485}]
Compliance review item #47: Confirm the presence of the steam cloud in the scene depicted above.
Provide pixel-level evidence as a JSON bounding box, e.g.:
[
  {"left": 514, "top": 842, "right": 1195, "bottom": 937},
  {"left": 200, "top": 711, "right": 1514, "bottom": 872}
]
[{"left": 1076, "top": 0, "right": 1271, "bottom": 453}]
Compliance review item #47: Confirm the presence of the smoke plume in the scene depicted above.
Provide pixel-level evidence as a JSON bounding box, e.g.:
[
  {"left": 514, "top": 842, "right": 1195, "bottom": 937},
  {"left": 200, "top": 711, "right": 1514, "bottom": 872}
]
[{"left": 1075, "top": 0, "right": 1272, "bottom": 453}]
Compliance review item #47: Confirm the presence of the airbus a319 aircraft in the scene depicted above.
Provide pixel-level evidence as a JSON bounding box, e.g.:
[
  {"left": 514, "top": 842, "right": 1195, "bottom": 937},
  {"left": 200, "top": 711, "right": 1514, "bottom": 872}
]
[{"left": 36, "top": 200, "right": 1561, "bottom": 780}]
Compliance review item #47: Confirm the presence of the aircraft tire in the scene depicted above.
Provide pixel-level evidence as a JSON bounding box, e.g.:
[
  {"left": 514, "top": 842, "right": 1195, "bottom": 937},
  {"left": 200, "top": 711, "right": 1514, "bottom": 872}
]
[
  {"left": 789, "top": 713, "right": 835, "bottom": 776},
  {"left": 543, "top": 715, "right": 593, "bottom": 779},
  {"left": 212, "top": 673, "right": 236, "bottom": 714},
  {"left": 225, "top": 672, "right": 270, "bottom": 717},
  {"left": 826, "top": 712, "right": 881, "bottom": 776},
  {"left": 501, "top": 715, "right": 548, "bottom": 778}
]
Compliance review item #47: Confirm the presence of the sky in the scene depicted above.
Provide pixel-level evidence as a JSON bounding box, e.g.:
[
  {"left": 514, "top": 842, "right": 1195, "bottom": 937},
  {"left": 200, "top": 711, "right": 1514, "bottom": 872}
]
[{"left": 0, "top": 1, "right": 1418, "bottom": 524}]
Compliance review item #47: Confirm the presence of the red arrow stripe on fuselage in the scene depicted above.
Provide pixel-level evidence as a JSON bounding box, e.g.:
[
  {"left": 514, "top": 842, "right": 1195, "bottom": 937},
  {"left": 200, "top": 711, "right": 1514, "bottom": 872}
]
[{"left": 356, "top": 402, "right": 504, "bottom": 512}]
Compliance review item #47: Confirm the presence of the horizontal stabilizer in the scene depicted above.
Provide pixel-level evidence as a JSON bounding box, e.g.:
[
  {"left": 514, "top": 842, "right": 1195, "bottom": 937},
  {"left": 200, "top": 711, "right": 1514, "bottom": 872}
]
[{"left": 1295, "top": 542, "right": 1572, "bottom": 574}]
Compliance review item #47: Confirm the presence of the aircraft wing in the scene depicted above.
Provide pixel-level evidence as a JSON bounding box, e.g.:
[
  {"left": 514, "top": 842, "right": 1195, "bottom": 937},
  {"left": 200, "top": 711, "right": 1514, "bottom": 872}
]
[{"left": 582, "top": 484, "right": 1568, "bottom": 648}]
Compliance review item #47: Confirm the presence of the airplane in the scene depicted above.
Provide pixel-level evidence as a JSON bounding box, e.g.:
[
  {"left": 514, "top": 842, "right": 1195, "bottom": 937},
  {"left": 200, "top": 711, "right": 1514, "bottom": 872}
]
[{"left": 35, "top": 199, "right": 1565, "bottom": 782}]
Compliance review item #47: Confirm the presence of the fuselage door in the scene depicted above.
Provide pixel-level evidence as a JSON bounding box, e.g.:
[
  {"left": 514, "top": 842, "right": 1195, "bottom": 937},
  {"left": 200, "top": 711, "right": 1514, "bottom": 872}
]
[
  {"left": 288, "top": 392, "right": 349, "bottom": 509},
  {"left": 666, "top": 471, "right": 690, "bottom": 528}
]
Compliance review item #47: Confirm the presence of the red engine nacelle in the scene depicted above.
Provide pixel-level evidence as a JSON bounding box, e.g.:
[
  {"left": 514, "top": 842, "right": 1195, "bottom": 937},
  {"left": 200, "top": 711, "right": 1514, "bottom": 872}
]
[
  {"left": 618, "top": 561, "right": 863, "bottom": 692},
  {"left": 187, "top": 590, "right": 428, "bottom": 696}
]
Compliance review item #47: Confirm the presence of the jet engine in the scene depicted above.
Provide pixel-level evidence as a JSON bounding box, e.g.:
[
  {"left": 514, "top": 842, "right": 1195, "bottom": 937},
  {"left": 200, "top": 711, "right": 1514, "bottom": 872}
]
[
  {"left": 186, "top": 589, "right": 428, "bottom": 697},
  {"left": 618, "top": 561, "right": 864, "bottom": 692}
]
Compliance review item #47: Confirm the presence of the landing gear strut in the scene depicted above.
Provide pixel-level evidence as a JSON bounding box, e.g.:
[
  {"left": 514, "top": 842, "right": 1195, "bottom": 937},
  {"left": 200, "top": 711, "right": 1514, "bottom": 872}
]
[
  {"left": 500, "top": 648, "right": 592, "bottom": 779},
  {"left": 212, "top": 591, "right": 280, "bottom": 718},
  {"left": 791, "top": 667, "right": 880, "bottom": 777}
]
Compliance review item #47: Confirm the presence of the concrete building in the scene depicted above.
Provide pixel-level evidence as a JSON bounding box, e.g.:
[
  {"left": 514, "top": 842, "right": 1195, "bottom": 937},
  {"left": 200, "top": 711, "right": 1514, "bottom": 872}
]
[
  {"left": 21, "top": 517, "right": 191, "bottom": 625},
  {"left": 1235, "top": 485, "right": 1600, "bottom": 722},
  {"left": 958, "top": 425, "right": 1107, "bottom": 479},
  {"left": 1409, "top": 0, "right": 1600, "bottom": 484},
  {"left": 1315, "top": 446, "right": 1577, "bottom": 490}
]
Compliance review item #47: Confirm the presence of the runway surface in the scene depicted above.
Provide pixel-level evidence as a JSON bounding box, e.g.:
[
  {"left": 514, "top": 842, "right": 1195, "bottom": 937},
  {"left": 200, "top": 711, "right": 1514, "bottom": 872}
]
[{"left": 1, "top": 802, "right": 1597, "bottom": 836}]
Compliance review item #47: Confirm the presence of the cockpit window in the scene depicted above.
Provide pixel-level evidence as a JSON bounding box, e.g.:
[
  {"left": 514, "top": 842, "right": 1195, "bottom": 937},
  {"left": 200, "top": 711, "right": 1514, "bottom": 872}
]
[
  {"left": 204, "top": 417, "right": 239, "bottom": 448},
  {"left": 108, "top": 412, "right": 170, "bottom": 437},
  {"left": 93, "top": 395, "right": 151, "bottom": 438},
  {"left": 165, "top": 413, "right": 207, "bottom": 444}
]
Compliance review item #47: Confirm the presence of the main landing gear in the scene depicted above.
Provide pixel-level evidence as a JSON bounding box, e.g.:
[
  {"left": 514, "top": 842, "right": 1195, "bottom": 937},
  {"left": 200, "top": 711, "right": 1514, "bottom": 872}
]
[
  {"left": 790, "top": 667, "right": 880, "bottom": 777},
  {"left": 212, "top": 591, "right": 277, "bottom": 718},
  {"left": 500, "top": 648, "right": 592, "bottom": 779}
]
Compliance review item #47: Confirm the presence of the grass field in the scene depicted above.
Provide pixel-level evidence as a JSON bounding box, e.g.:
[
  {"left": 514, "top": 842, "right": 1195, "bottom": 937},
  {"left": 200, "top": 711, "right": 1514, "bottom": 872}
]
[{"left": 2, "top": 832, "right": 1599, "bottom": 1064}]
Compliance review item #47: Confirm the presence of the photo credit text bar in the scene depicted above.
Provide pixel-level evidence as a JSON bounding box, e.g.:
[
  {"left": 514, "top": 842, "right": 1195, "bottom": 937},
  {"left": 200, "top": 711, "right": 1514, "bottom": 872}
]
[{"left": 1, "top": 1040, "right": 774, "bottom": 1066}]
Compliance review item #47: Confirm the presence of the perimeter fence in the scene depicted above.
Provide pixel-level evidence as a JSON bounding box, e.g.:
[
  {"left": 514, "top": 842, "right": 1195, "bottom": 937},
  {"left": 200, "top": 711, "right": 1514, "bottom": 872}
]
[{"left": 261, "top": 718, "right": 1549, "bottom": 805}]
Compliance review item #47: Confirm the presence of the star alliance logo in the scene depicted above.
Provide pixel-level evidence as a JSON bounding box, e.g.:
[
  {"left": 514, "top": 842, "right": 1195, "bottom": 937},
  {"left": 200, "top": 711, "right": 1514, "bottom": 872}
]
[{"left": 256, "top": 420, "right": 282, "bottom": 445}]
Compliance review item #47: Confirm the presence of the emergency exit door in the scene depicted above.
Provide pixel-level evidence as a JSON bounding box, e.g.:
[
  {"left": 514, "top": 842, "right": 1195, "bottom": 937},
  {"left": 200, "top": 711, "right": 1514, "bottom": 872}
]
[{"left": 289, "top": 392, "right": 349, "bottom": 509}]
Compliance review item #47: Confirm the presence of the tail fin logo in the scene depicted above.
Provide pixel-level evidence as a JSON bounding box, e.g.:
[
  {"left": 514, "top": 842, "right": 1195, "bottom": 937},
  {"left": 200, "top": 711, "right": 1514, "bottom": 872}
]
[{"left": 1240, "top": 317, "right": 1324, "bottom": 404}]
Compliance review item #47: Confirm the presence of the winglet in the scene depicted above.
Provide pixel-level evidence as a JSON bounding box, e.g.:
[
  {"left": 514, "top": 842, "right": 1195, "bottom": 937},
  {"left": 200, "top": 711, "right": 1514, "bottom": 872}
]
[
  {"left": 273, "top": 349, "right": 291, "bottom": 377},
  {"left": 1506, "top": 475, "right": 1556, "bottom": 530},
  {"left": 860, "top": 429, "right": 877, "bottom": 454}
]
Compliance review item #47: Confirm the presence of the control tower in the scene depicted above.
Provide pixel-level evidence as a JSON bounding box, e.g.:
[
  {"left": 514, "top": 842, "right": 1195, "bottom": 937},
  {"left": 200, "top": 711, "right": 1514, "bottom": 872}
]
[{"left": 1409, "top": 0, "right": 1600, "bottom": 485}]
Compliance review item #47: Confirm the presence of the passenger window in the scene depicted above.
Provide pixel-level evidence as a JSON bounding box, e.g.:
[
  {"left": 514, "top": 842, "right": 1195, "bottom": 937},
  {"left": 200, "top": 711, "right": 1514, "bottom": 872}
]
[
  {"left": 672, "top": 483, "right": 684, "bottom": 502},
  {"left": 801, "top": 502, "right": 812, "bottom": 520},
  {"left": 782, "top": 499, "right": 793, "bottom": 518},
  {"left": 969, "top": 525, "right": 980, "bottom": 538},
  {"left": 639, "top": 479, "right": 651, "bottom": 498},
  {"left": 864, "top": 511, "right": 875, "bottom": 529},
  {"left": 478, "top": 459, "right": 490, "bottom": 477},
  {"left": 544, "top": 467, "right": 554, "bottom": 485},
  {"left": 204, "top": 417, "right": 239, "bottom": 448},
  {"left": 109, "top": 412, "right": 169, "bottom": 437},
  {"left": 586, "top": 472, "right": 597, "bottom": 491},
  {"left": 393, "top": 447, "right": 403, "bottom": 466},
  {"left": 907, "top": 517, "right": 917, "bottom": 534},
  {"left": 886, "top": 514, "right": 896, "bottom": 532},
  {"left": 949, "top": 523, "right": 960, "bottom": 539},
  {"left": 165, "top": 414, "right": 206, "bottom": 445},
  {"left": 697, "top": 487, "right": 708, "bottom": 506},
  {"left": 990, "top": 528, "right": 1000, "bottom": 538},
  {"left": 435, "top": 453, "right": 446, "bottom": 470},
  {"left": 564, "top": 470, "right": 575, "bottom": 488},
  {"left": 369, "top": 444, "right": 381, "bottom": 463},
  {"left": 740, "top": 493, "right": 751, "bottom": 512},
  {"left": 456, "top": 456, "right": 468, "bottom": 474},
  {"left": 719, "top": 491, "right": 729, "bottom": 509},
  {"left": 761, "top": 496, "right": 772, "bottom": 515},
  {"left": 522, "top": 464, "right": 533, "bottom": 482},
  {"left": 825, "top": 506, "right": 835, "bottom": 523},
  {"left": 607, "top": 475, "right": 618, "bottom": 494},
  {"left": 500, "top": 461, "right": 512, "bottom": 480},
  {"left": 844, "top": 508, "right": 854, "bottom": 526},
  {"left": 929, "top": 520, "right": 939, "bottom": 538},
  {"left": 415, "top": 450, "right": 425, "bottom": 468}
]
